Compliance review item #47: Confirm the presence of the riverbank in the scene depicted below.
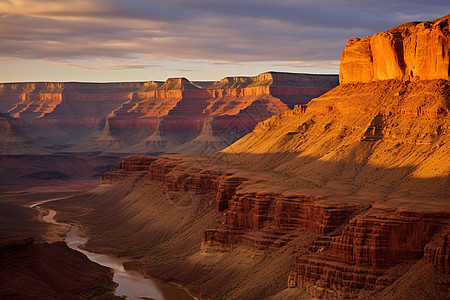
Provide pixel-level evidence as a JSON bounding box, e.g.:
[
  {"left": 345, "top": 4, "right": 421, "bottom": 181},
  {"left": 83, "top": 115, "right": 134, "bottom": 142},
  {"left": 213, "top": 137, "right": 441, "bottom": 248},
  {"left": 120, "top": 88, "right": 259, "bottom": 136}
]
[
  {"left": 0, "top": 192, "right": 117, "bottom": 299},
  {"left": 29, "top": 195, "right": 73, "bottom": 243},
  {"left": 34, "top": 194, "right": 195, "bottom": 300},
  {"left": 0, "top": 192, "right": 76, "bottom": 243},
  {"left": 42, "top": 179, "right": 308, "bottom": 300}
]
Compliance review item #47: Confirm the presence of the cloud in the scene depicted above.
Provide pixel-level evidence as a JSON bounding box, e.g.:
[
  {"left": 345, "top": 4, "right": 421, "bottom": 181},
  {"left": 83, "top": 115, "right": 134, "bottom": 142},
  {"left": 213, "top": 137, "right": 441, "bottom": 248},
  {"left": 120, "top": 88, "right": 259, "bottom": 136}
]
[
  {"left": 273, "top": 60, "right": 341, "bottom": 68},
  {"left": 105, "top": 63, "right": 157, "bottom": 70},
  {"left": 0, "top": 0, "right": 449, "bottom": 67}
]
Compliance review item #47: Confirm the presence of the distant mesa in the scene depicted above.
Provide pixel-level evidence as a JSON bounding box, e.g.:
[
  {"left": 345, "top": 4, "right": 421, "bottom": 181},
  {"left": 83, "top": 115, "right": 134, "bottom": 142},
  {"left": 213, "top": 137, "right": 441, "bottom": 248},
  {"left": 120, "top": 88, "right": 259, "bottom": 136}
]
[
  {"left": 159, "top": 77, "right": 203, "bottom": 91},
  {"left": 0, "top": 72, "right": 339, "bottom": 155}
]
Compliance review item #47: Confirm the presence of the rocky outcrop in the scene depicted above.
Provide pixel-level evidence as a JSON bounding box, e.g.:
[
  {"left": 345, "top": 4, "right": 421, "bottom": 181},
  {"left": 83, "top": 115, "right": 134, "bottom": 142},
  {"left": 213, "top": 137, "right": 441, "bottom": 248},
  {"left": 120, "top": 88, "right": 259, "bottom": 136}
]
[
  {"left": 102, "top": 156, "right": 360, "bottom": 254},
  {"left": 101, "top": 155, "right": 157, "bottom": 184},
  {"left": 425, "top": 227, "right": 450, "bottom": 274},
  {"left": 340, "top": 15, "right": 450, "bottom": 84},
  {"left": 328, "top": 209, "right": 444, "bottom": 267},
  {"left": 289, "top": 254, "right": 395, "bottom": 299},
  {"left": 288, "top": 208, "right": 449, "bottom": 298},
  {"left": 204, "top": 194, "right": 360, "bottom": 252}
]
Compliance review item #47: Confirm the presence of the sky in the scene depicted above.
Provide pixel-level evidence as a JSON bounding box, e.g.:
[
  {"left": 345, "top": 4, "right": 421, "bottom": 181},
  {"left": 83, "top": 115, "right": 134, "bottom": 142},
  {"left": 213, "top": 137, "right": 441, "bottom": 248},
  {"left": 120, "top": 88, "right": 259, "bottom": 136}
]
[{"left": 0, "top": 0, "right": 449, "bottom": 83}]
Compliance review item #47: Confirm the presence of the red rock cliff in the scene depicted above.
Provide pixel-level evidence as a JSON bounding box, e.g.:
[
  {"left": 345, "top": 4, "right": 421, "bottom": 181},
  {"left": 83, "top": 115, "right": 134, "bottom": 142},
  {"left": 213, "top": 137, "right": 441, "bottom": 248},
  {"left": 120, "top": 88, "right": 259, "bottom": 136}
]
[
  {"left": 0, "top": 82, "right": 145, "bottom": 128},
  {"left": 0, "top": 72, "right": 338, "bottom": 154},
  {"left": 109, "top": 72, "right": 338, "bottom": 131},
  {"left": 220, "top": 14, "right": 450, "bottom": 299},
  {"left": 340, "top": 15, "right": 450, "bottom": 84},
  {"left": 96, "top": 14, "right": 450, "bottom": 300},
  {"left": 0, "top": 73, "right": 337, "bottom": 130}
]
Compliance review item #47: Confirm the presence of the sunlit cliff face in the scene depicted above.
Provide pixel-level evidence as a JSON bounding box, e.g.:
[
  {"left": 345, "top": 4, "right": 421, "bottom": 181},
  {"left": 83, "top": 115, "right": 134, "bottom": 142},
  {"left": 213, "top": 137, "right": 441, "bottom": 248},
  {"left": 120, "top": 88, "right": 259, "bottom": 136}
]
[{"left": 340, "top": 16, "right": 450, "bottom": 83}]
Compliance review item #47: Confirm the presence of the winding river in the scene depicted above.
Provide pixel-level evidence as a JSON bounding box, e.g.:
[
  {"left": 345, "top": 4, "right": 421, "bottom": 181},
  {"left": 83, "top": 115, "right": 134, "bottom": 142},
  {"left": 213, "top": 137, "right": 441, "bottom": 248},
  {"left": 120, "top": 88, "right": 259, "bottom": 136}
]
[{"left": 30, "top": 200, "right": 194, "bottom": 300}]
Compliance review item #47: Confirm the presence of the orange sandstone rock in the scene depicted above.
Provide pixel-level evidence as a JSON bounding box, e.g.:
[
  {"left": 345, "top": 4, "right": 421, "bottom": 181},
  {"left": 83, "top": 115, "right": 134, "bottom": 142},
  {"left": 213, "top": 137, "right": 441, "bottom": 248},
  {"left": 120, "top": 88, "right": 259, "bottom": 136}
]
[
  {"left": 425, "top": 228, "right": 450, "bottom": 274},
  {"left": 340, "top": 15, "right": 450, "bottom": 84}
]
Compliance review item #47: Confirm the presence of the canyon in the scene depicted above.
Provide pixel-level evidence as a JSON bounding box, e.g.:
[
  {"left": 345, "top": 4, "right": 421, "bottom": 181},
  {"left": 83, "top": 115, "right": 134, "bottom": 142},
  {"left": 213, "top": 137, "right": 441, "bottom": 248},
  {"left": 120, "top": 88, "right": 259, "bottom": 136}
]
[
  {"left": 0, "top": 71, "right": 337, "bottom": 193},
  {"left": 1, "top": 14, "right": 449, "bottom": 300},
  {"left": 0, "top": 72, "right": 338, "bottom": 155},
  {"left": 39, "top": 14, "right": 450, "bottom": 300}
]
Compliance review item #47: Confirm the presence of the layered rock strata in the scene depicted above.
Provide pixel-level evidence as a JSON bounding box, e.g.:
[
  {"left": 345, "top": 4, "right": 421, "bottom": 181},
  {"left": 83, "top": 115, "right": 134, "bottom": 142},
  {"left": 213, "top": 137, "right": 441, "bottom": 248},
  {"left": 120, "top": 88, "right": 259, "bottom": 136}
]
[
  {"left": 110, "top": 73, "right": 337, "bottom": 152},
  {"left": 288, "top": 208, "right": 450, "bottom": 298},
  {"left": 101, "top": 155, "right": 157, "bottom": 184},
  {"left": 102, "top": 151, "right": 450, "bottom": 298},
  {"left": 222, "top": 15, "right": 450, "bottom": 299},
  {"left": 0, "top": 73, "right": 338, "bottom": 129},
  {"left": 0, "top": 82, "right": 144, "bottom": 127},
  {"left": 425, "top": 227, "right": 450, "bottom": 274},
  {"left": 0, "top": 72, "right": 338, "bottom": 153},
  {"left": 100, "top": 14, "right": 450, "bottom": 299},
  {"left": 340, "top": 14, "right": 450, "bottom": 84},
  {"left": 102, "top": 156, "right": 361, "bottom": 253}
]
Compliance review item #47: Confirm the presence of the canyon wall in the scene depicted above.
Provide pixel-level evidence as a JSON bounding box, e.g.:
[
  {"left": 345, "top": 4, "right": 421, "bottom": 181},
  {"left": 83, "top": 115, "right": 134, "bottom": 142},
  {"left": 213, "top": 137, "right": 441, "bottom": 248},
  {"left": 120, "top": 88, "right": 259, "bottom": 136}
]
[
  {"left": 96, "top": 14, "right": 450, "bottom": 299},
  {"left": 109, "top": 72, "right": 338, "bottom": 132},
  {"left": 340, "top": 14, "right": 450, "bottom": 83},
  {"left": 0, "top": 72, "right": 338, "bottom": 154},
  {"left": 101, "top": 147, "right": 449, "bottom": 298},
  {"left": 221, "top": 14, "right": 450, "bottom": 299},
  {"left": 0, "top": 73, "right": 338, "bottom": 130},
  {"left": 0, "top": 82, "right": 144, "bottom": 127}
]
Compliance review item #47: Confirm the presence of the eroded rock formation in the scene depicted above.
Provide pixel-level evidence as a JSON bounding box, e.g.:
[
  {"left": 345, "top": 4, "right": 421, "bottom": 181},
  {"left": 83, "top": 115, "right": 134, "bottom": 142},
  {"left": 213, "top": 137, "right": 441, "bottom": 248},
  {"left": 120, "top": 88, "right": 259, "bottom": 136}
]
[
  {"left": 220, "top": 15, "right": 450, "bottom": 299},
  {"left": 340, "top": 15, "right": 450, "bottom": 83},
  {"left": 102, "top": 156, "right": 362, "bottom": 252},
  {"left": 98, "top": 14, "right": 450, "bottom": 300},
  {"left": 0, "top": 72, "right": 338, "bottom": 154},
  {"left": 425, "top": 227, "right": 450, "bottom": 274},
  {"left": 0, "top": 112, "right": 46, "bottom": 154}
]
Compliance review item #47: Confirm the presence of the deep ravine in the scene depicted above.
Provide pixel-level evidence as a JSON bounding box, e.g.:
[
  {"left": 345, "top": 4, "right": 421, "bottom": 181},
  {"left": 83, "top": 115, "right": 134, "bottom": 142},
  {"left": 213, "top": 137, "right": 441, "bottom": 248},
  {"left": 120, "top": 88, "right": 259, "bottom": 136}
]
[{"left": 30, "top": 199, "right": 194, "bottom": 300}]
